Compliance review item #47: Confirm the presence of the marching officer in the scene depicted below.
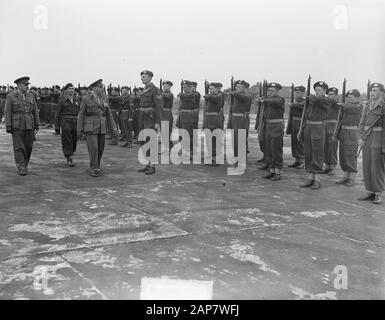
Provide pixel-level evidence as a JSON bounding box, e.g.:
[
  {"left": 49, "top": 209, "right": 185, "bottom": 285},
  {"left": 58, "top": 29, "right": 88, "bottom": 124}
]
[
  {"left": 300, "top": 81, "right": 331, "bottom": 190},
  {"left": 161, "top": 80, "right": 174, "bottom": 150},
  {"left": 286, "top": 86, "right": 305, "bottom": 169},
  {"left": 227, "top": 80, "right": 252, "bottom": 167},
  {"left": 137, "top": 70, "right": 162, "bottom": 175},
  {"left": 324, "top": 87, "right": 340, "bottom": 175},
  {"left": 107, "top": 87, "right": 120, "bottom": 145},
  {"left": 118, "top": 86, "right": 134, "bottom": 148},
  {"left": 77, "top": 79, "right": 117, "bottom": 177},
  {"left": 333, "top": 89, "right": 362, "bottom": 187},
  {"left": 357, "top": 82, "right": 385, "bottom": 204},
  {"left": 4, "top": 76, "right": 39, "bottom": 175},
  {"left": 203, "top": 82, "right": 224, "bottom": 166},
  {"left": 54, "top": 83, "right": 80, "bottom": 166},
  {"left": 177, "top": 80, "right": 197, "bottom": 159},
  {"left": 259, "top": 83, "right": 285, "bottom": 180}
]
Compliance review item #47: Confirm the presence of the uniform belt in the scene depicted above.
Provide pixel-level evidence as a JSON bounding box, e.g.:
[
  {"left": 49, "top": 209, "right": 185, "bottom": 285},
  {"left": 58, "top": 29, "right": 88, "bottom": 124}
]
[
  {"left": 292, "top": 117, "right": 302, "bottom": 121},
  {"left": 180, "top": 109, "right": 195, "bottom": 112},
  {"left": 306, "top": 120, "right": 324, "bottom": 125},
  {"left": 232, "top": 113, "right": 246, "bottom": 117},
  {"left": 163, "top": 108, "right": 172, "bottom": 110},
  {"left": 205, "top": 112, "right": 219, "bottom": 116},
  {"left": 140, "top": 107, "right": 154, "bottom": 112},
  {"left": 325, "top": 119, "right": 338, "bottom": 123},
  {"left": 12, "top": 111, "right": 32, "bottom": 114},
  {"left": 86, "top": 114, "right": 105, "bottom": 118},
  {"left": 62, "top": 114, "right": 77, "bottom": 117},
  {"left": 342, "top": 125, "right": 358, "bottom": 130},
  {"left": 266, "top": 119, "right": 284, "bottom": 124},
  {"left": 366, "top": 126, "right": 383, "bottom": 131}
]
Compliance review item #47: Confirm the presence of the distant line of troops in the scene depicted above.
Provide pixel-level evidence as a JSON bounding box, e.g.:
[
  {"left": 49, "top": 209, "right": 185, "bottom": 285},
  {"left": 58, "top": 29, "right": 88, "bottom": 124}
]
[{"left": 2, "top": 72, "right": 385, "bottom": 204}]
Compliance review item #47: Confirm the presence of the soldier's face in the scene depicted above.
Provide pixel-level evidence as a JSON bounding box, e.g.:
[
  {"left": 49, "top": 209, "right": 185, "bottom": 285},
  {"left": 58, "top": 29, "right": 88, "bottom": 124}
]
[
  {"left": 327, "top": 92, "right": 338, "bottom": 101},
  {"left": 18, "top": 82, "right": 29, "bottom": 93},
  {"left": 267, "top": 88, "right": 277, "bottom": 98},
  {"left": 347, "top": 95, "right": 358, "bottom": 103},
  {"left": 111, "top": 90, "right": 118, "bottom": 96},
  {"left": 93, "top": 86, "right": 103, "bottom": 96},
  {"left": 141, "top": 74, "right": 151, "bottom": 84},
  {"left": 235, "top": 84, "right": 244, "bottom": 92},
  {"left": 66, "top": 87, "right": 75, "bottom": 96},
  {"left": 122, "top": 88, "right": 128, "bottom": 95},
  {"left": 183, "top": 85, "right": 192, "bottom": 93},
  {"left": 163, "top": 84, "right": 171, "bottom": 91},
  {"left": 295, "top": 91, "right": 304, "bottom": 99},
  {"left": 315, "top": 87, "right": 325, "bottom": 96},
  {"left": 209, "top": 86, "right": 217, "bottom": 94},
  {"left": 370, "top": 88, "right": 381, "bottom": 100},
  {"left": 138, "top": 90, "right": 144, "bottom": 96}
]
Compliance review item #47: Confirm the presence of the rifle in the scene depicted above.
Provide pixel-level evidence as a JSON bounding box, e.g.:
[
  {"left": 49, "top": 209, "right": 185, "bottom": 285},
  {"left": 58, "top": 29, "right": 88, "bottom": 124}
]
[
  {"left": 297, "top": 75, "right": 312, "bottom": 142},
  {"left": 354, "top": 113, "right": 384, "bottom": 157},
  {"left": 230, "top": 76, "right": 234, "bottom": 106},
  {"left": 332, "top": 78, "right": 346, "bottom": 141},
  {"left": 181, "top": 79, "right": 184, "bottom": 93},
  {"left": 160, "top": 78, "right": 163, "bottom": 93},
  {"left": 128, "top": 86, "right": 132, "bottom": 95},
  {"left": 256, "top": 80, "right": 267, "bottom": 137},
  {"left": 367, "top": 80, "right": 371, "bottom": 101},
  {"left": 291, "top": 83, "right": 294, "bottom": 104},
  {"left": 286, "top": 83, "right": 295, "bottom": 135}
]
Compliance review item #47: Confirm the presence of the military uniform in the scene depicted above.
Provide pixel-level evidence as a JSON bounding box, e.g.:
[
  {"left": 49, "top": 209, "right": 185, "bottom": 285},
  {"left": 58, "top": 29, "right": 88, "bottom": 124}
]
[
  {"left": 335, "top": 90, "right": 362, "bottom": 186},
  {"left": 119, "top": 91, "right": 134, "bottom": 147},
  {"left": 358, "top": 84, "right": 385, "bottom": 203},
  {"left": 203, "top": 85, "right": 223, "bottom": 164},
  {"left": 4, "top": 77, "right": 39, "bottom": 175},
  {"left": 161, "top": 82, "right": 174, "bottom": 148},
  {"left": 108, "top": 92, "right": 121, "bottom": 144},
  {"left": 262, "top": 85, "right": 285, "bottom": 177},
  {"left": 178, "top": 84, "right": 197, "bottom": 156},
  {"left": 301, "top": 81, "right": 332, "bottom": 189},
  {"left": 228, "top": 81, "right": 252, "bottom": 160},
  {"left": 133, "top": 92, "right": 142, "bottom": 139},
  {"left": 55, "top": 88, "right": 80, "bottom": 164},
  {"left": 77, "top": 81, "right": 117, "bottom": 176},
  {"left": 324, "top": 88, "right": 340, "bottom": 174},
  {"left": 286, "top": 88, "right": 305, "bottom": 167}
]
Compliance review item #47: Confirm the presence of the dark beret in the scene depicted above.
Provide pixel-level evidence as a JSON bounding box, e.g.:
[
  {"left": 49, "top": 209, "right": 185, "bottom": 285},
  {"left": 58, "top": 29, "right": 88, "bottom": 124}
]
[
  {"left": 112, "top": 87, "right": 119, "bottom": 92},
  {"left": 140, "top": 70, "right": 154, "bottom": 77},
  {"left": 190, "top": 81, "right": 198, "bottom": 86},
  {"left": 327, "top": 87, "right": 339, "bottom": 94},
  {"left": 88, "top": 79, "right": 103, "bottom": 89},
  {"left": 14, "top": 76, "right": 30, "bottom": 85},
  {"left": 294, "top": 86, "right": 306, "bottom": 92},
  {"left": 370, "top": 82, "right": 385, "bottom": 92},
  {"left": 346, "top": 89, "right": 360, "bottom": 98},
  {"left": 313, "top": 81, "right": 329, "bottom": 91},
  {"left": 62, "top": 83, "right": 74, "bottom": 91},
  {"left": 234, "top": 80, "right": 250, "bottom": 88},
  {"left": 163, "top": 81, "right": 173, "bottom": 86},
  {"left": 267, "top": 82, "right": 282, "bottom": 90},
  {"left": 54, "top": 85, "right": 60, "bottom": 89},
  {"left": 210, "top": 82, "right": 223, "bottom": 88},
  {"left": 138, "top": 87, "right": 144, "bottom": 91},
  {"left": 121, "top": 86, "right": 129, "bottom": 90},
  {"left": 182, "top": 80, "right": 194, "bottom": 86}
]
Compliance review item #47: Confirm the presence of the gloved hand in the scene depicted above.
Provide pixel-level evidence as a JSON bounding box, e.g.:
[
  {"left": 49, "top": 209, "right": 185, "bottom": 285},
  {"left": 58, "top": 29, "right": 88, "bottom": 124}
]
[{"left": 6, "top": 126, "right": 12, "bottom": 134}]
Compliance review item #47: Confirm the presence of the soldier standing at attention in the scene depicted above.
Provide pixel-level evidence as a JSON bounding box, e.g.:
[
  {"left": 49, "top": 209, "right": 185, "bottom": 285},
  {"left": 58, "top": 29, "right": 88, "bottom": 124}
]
[
  {"left": 55, "top": 83, "right": 80, "bottom": 166},
  {"left": 4, "top": 77, "right": 39, "bottom": 175},
  {"left": 357, "top": 82, "right": 385, "bottom": 204},
  {"left": 300, "top": 81, "right": 331, "bottom": 190},
  {"left": 227, "top": 80, "right": 252, "bottom": 167},
  {"left": 161, "top": 80, "right": 174, "bottom": 150},
  {"left": 118, "top": 86, "right": 134, "bottom": 148},
  {"left": 259, "top": 83, "right": 285, "bottom": 180},
  {"left": 137, "top": 70, "right": 162, "bottom": 175},
  {"left": 203, "top": 82, "right": 224, "bottom": 166},
  {"left": 323, "top": 87, "right": 340, "bottom": 176},
  {"left": 333, "top": 89, "right": 362, "bottom": 187},
  {"left": 191, "top": 81, "right": 201, "bottom": 133},
  {"left": 77, "top": 79, "right": 117, "bottom": 177},
  {"left": 286, "top": 86, "right": 305, "bottom": 169},
  {"left": 133, "top": 87, "right": 143, "bottom": 143},
  {"left": 177, "top": 80, "right": 197, "bottom": 159},
  {"left": 107, "top": 87, "right": 120, "bottom": 145}
]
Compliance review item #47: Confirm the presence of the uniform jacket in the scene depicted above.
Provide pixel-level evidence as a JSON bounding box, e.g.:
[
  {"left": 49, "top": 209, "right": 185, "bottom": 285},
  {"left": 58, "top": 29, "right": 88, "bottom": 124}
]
[
  {"left": 203, "top": 93, "right": 223, "bottom": 129},
  {"left": 162, "top": 92, "right": 174, "bottom": 109},
  {"left": 119, "top": 94, "right": 134, "bottom": 119},
  {"left": 264, "top": 95, "right": 285, "bottom": 120},
  {"left": 139, "top": 82, "right": 162, "bottom": 125},
  {"left": 287, "top": 98, "right": 305, "bottom": 134},
  {"left": 5, "top": 91, "right": 39, "bottom": 130},
  {"left": 305, "top": 95, "right": 331, "bottom": 121},
  {"left": 108, "top": 95, "right": 121, "bottom": 111},
  {"left": 77, "top": 93, "right": 116, "bottom": 134},
  {"left": 55, "top": 95, "right": 80, "bottom": 128},
  {"left": 228, "top": 91, "right": 252, "bottom": 129}
]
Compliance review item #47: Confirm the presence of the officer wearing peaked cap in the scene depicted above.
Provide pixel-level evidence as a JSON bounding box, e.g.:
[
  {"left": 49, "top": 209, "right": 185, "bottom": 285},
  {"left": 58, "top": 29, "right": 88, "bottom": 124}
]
[
  {"left": 287, "top": 85, "right": 305, "bottom": 169},
  {"left": 137, "top": 70, "right": 162, "bottom": 174},
  {"left": 357, "top": 82, "right": 385, "bottom": 204},
  {"left": 324, "top": 86, "right": 340, "bottom": 176},
  {"left": 300, "top": 81, "right": 332, "bottom": 190},
  {"left": 77, "top": 79, "right": 117, "bottom": 177},
  {"left": 4, "top": 77, "right": 39, "bottom": 175}
]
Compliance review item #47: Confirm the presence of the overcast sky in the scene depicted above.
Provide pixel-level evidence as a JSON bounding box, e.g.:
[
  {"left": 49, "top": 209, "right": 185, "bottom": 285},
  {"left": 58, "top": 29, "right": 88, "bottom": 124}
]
[{"left": 0, "top": 0, "right": 384, "bottom": 92}]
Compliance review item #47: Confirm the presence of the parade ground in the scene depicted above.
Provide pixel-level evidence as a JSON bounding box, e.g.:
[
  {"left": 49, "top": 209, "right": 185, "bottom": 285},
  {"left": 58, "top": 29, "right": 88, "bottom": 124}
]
[{"left": 0, "top": 121, "right": 384, "bottom": 300}]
